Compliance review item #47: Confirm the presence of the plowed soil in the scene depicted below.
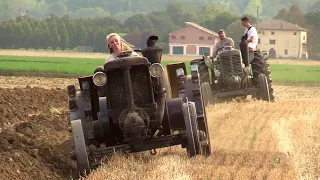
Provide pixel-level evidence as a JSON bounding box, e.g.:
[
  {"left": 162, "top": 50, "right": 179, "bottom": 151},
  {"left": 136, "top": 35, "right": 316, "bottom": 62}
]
[{"left": 0, "top": 76, "right": 319, "bottom": 180}]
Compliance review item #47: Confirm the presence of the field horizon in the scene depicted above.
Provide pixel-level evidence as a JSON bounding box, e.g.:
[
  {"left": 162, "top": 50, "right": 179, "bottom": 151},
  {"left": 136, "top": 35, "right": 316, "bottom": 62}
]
[{"left": 0, "top": 49, "right": 320, "bottom": 85}]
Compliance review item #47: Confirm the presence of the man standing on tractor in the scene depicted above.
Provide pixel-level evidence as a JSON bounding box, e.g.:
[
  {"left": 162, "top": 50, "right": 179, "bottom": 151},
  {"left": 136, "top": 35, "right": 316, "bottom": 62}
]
[
  {"left": 211, "top": 29, "right": 235, "bottom": 59},
  {"left": 241, "top": 16, "right": 258, "bottom": 63}
]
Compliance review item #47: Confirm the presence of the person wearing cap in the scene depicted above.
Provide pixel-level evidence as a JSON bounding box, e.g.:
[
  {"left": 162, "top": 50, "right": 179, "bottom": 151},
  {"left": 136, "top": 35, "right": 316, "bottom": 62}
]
[
  {"left": 105, "top": 33, "right": 139, "bottom": 63},
  {"left": 241, "top": 16, "right": 258, "bottom": 63},
  {"left": 211, "top": 29, "right": 235, "bottom": 59}
]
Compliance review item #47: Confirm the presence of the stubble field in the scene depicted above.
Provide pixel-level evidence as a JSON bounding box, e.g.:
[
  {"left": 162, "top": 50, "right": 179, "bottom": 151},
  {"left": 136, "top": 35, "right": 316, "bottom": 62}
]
[{"left": 0, "top": 50, "right": 319, "bottom": 180}]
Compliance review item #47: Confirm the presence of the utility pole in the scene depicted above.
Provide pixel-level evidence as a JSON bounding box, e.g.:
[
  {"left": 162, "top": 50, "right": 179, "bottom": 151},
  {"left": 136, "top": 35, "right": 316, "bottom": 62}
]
[
  {"left": 257, "top": 5, "right": 259, "bottom": 31},
  {"left": 256, "top": 5, "right": 260, "bottom": 50}
]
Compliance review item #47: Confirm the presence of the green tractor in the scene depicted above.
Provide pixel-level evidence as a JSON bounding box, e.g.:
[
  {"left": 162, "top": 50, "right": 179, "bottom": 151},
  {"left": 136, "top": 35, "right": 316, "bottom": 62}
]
[{"left": 191, "top": 40, "right": 274, "bottom": 106}]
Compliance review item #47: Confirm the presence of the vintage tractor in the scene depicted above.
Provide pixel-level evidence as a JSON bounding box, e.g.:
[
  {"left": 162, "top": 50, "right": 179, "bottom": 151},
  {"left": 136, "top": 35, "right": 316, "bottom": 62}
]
[
  {"left": 193, "top": 39, "right": 275, "bottom": 106},
  {"left": 67, "top": 35, "right": 211, "bottom": 177}
]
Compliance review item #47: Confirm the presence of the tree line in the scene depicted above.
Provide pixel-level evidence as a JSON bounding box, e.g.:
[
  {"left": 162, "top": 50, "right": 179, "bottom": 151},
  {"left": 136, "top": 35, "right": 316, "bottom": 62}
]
[
  {"left": 2, "top": 0, "right": 320, "bottom": 21},
  {"left": 0, "top": 2, "right": 319, "bottom": 58}
]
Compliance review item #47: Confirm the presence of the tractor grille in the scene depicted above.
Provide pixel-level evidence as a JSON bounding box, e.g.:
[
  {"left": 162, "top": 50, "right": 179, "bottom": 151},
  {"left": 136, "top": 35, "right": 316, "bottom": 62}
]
[
  {"left": 107, "top": 65, "right": 152, "bottom": 109},
  {"left": 219, "top": 55, "right": 243, "bottom": 77}
]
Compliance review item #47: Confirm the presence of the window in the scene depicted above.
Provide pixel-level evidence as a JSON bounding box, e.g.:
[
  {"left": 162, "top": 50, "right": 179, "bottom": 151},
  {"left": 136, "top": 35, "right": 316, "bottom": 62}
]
[
  {"left": 270, "top": 40, "right": 276, "bottom": 44},
  {"left": 180, "top": 36, "right": 185, "bottom": 40},
  {"left": 171, "top": 35, "right": 176, "bottom": 39},
  {"left": 285, "top": 49, "right": 288, "bottom": 55},
  {"left": 199, "top": 36, "right": 204, "bottom": 40},
  {"left": 208, "top": 37, "right": 213, "bottom": 40},
  {"left": 271, "top": 32, "right": 275, "bottom": 35},
  {"left": 258, "top": 39, "right": 260, "bottom": 44},
  {"left": 294, "top": 32, "right": 297, "bottom": 35},
  {"left": 303, "top": 36, "right": 305, "bottom": 40}
]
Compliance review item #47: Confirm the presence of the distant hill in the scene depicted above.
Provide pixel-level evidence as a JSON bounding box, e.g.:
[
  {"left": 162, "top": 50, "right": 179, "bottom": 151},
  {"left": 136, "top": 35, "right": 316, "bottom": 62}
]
[{"left": 1, "top": 0, "right": 319, "bottom": 21}]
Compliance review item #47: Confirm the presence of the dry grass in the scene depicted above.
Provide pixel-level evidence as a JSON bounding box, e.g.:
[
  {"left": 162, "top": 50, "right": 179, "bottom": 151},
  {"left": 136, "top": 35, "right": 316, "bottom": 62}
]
[{"left": 83, "top": 87, "right": 320, "bottom": 180}]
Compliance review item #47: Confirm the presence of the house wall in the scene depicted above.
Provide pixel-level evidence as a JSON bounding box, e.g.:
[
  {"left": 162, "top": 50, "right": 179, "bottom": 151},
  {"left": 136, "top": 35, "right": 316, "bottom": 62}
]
[
  {"left": 257, "top": 29, "right": 307, "bottom": 59},
  {"left": 168, "top": 25, "right": 218, "bottom": 55}
]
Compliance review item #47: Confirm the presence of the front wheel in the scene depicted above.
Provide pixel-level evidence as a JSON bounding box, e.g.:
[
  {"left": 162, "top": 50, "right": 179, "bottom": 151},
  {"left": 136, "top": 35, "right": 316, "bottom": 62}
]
[{"left": 183, "top": 102, "right": 211, "bottom": 157}]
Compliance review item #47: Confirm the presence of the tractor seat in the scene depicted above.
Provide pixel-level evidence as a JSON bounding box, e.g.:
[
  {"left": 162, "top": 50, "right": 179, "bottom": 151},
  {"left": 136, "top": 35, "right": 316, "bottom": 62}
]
[{"left": 104, "top": 56, "right": 149, "bottom": 71}]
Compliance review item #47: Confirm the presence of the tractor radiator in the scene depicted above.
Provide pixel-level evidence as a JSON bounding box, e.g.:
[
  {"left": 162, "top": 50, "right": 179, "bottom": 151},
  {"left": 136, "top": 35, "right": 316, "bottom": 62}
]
[
  {"left": 219, "top": 54, "right": 243, "bottom": 78},
  {"left": 106, "top": 65, "right": 153, "bottom": 109}
]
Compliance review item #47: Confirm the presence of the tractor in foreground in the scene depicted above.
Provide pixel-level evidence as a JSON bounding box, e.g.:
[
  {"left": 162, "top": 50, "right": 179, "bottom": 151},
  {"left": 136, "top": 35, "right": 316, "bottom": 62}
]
[
  {"left": 67, "top": 35, "right": 211, "bottom": 177},
  {"left": 193, "top": 39, "right": 274, "bottom": 106}
]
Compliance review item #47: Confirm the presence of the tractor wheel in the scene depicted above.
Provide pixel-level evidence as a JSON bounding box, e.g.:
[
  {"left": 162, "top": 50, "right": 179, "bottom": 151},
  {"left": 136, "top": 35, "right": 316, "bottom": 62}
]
[
  {"left": 257, "top": 74, "right": 271, "bottom": 102},
  {"left": 183, "top": 102, "right": 210, "bottom": 157},
  {"left": 251, "top": 51, "right": 275, "bottom": 101},
  {"left": 197, "top": 60, "right": 210, "bottom": 84},
  {"left": 201, "top": 82, "right": 214, "bottom": 106},
  {"left": 70, "top": 119, "right": 91, "bottom": 176}
]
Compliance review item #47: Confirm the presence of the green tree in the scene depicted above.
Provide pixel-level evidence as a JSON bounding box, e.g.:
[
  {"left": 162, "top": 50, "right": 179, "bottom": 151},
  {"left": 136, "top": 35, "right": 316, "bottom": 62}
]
[
  {"left": 46, "top": 2, "right": 68, "bottom": 16},
  {"left": 211, "top": 11, "right": 238, "bottom": 32},
  {"left": 0, "top": 25, "right": 6, "bottom": 48},
  {"left": 40, "top": 22, "right": 51, "bottom": 50},
  {"left": 58, "top": 22, "right": 70, "bottom": 50},
  {"left": 286, "top": 5, "right": 305, "bottom": 26},
  {"left": 166, "top": 1, "right": 186, "bottom": 27},
  {"left": 75, "top": 23, "right": 87, "bottom": 46},
  {"left": 22, "top": 21, "right": 33, "bottom": 49},
  {"left": 32, "top": 27, "right": 42, "bottom": 50},
  {"left": 244, "top": 0, "right": 263, "bottom": 17},
  {"left": 66, "top": 21, "right": 77, "bottom": 48},
  {"left": 226, "top": 20, "right": 246, "bottom": 45},
  {"left": 94, "top": 28, "right": 107, "bottom": 52},
  {"left": 274, "top": 8, "right": 288, "bottom": 20},
  {"left": 4, "top": 22, "right": 16, "bottom": 49},
  {"left": 304, "top": 11, "right": 320, "bottom": 58},
  {"left": 48, "top": 21, "right": 60, "bottom": 50},
  {"left": 123, "top": 14, "right": 153, "bottom": 33},
  {"left": 307, "top": 1, "right": 320, "bottom": 12},
  {"left": 14, "top": 23, "right": 24, "bottom": 49}
]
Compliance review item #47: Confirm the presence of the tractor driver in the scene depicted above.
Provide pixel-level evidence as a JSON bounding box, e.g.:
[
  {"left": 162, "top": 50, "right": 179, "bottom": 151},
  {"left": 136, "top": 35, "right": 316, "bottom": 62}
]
[
  {"left": 211, "top": 29, "right": 235, "bottom": 59},
  {"left": 94, "top": 33, "right": 140, "bottom": 73},
  {"left": 105, "top": 33, "right": 139, "bottom": 63}
]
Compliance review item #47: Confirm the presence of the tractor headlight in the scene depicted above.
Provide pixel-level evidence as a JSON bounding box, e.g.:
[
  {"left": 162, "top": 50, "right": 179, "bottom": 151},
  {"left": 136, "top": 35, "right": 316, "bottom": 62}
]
[
  {"left": 176, "top": 68, "right": 185, "bottom": 78},
  {"left": 190, "top": 64, "right": 198, "bottom": 72},
  {"left": 215, "top": 70, "right": 221, "bottom": 77},
  {"left": 149, "top": 63, "right": 164, "bottom": 78},
  {"left": 92, "top": 72, "right": 107, "bottom": 86}
]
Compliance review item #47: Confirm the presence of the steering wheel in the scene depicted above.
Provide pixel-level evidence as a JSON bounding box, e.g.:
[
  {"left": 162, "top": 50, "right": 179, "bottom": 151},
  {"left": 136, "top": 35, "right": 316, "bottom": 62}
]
[
  {"left": 117, "top": 50, "right": 133, "bottom": 58},
  {"left": 134, "top": 49, "right": 142, "bottom": 53},
  {"left": 215, "top": 45, "right": 233, "bottom": 55}
]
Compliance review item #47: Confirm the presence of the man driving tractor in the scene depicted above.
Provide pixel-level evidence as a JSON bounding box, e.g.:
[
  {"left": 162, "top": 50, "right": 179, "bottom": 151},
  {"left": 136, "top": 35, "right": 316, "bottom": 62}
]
[{"left": 211, "top": 29, "right": 235, "bottom": 59}]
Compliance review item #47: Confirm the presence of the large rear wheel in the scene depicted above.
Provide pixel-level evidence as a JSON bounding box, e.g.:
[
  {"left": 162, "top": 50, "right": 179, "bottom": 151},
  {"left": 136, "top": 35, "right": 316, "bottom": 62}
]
[
  {"left": 251, "top": 51, "right": 275, "bottom": 101},
  {"left": 197, "top": 60, "right": 210, "bottom": 84},
  {"left": 258, "top": 74, "right": 271, "bottom": 102}
]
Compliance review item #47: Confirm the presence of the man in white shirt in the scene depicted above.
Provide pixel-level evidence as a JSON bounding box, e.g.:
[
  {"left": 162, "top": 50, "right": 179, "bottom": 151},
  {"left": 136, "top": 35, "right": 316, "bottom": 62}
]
[{"left": 241, "top": 16, "right": 258, "bottom": 63}]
